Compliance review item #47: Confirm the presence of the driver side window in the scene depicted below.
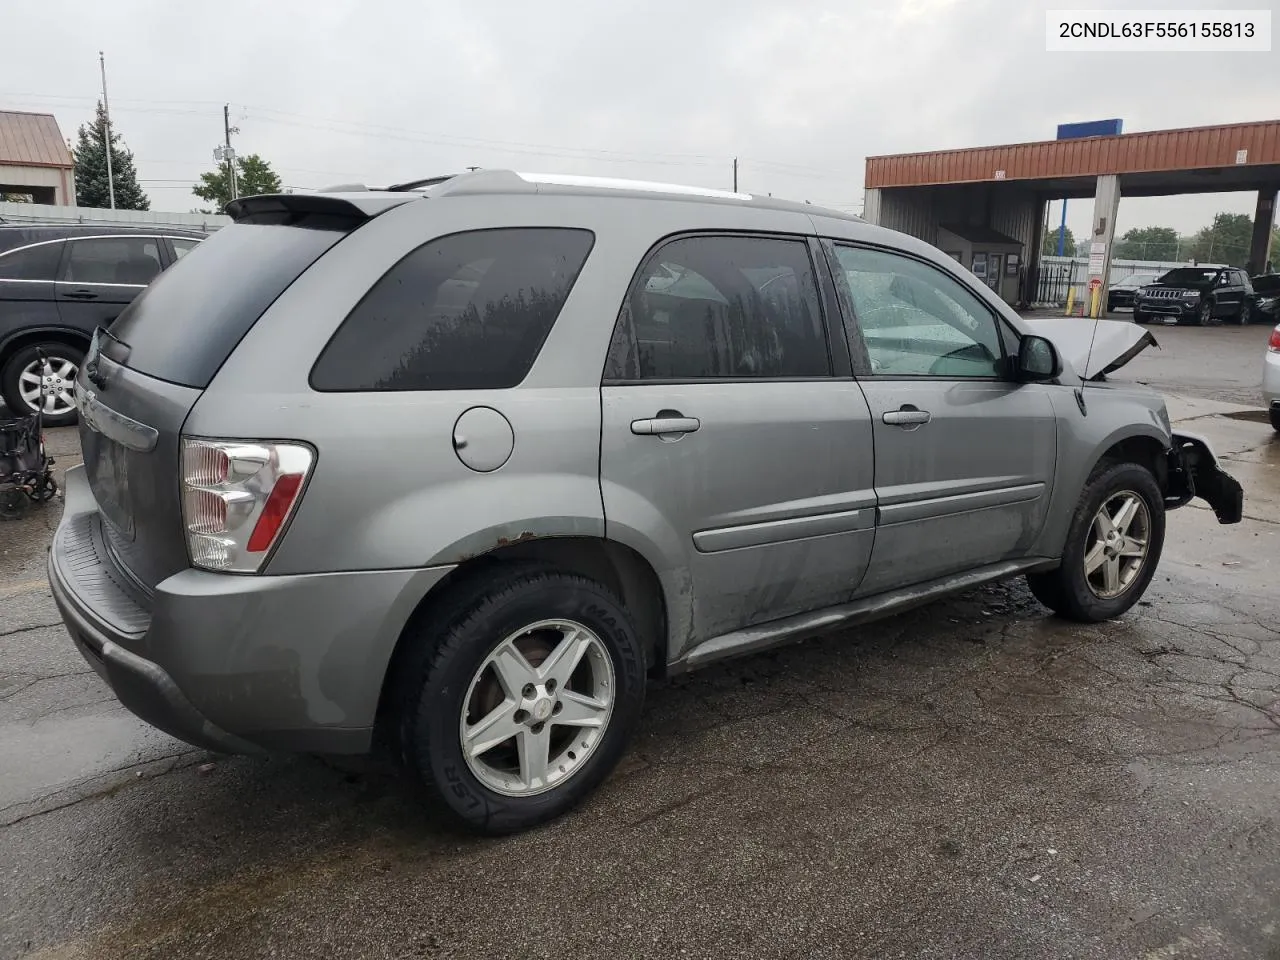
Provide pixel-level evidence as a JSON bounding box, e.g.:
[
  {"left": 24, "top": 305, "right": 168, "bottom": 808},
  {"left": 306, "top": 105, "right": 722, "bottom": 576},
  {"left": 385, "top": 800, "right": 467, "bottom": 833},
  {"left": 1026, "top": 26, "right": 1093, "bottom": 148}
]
[{"left": 831, "top": 244, "right": 1004, "bottom": 378}]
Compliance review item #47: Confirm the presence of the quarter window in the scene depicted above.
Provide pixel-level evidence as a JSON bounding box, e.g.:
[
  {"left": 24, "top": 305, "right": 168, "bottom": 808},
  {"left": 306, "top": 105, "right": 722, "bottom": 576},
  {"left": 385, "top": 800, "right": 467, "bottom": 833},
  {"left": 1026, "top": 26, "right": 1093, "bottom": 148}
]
[
  {"left": 0, "top": 242, "right": 62, "bottom": 281},
  {"left": 605, "top": 235, "right": 830, "bottom": 380},
  {"left": 830, "top": 245, "right": 1005, "bottom": 378},
  {"left": 170, "top": 237, "right": 201, "bottom": 260},
  {"left": 311, "top": 228, "right": 594, "bottom": 392},
  {"left": 62, "top": 237, "right": 162, "bottom": 285}
]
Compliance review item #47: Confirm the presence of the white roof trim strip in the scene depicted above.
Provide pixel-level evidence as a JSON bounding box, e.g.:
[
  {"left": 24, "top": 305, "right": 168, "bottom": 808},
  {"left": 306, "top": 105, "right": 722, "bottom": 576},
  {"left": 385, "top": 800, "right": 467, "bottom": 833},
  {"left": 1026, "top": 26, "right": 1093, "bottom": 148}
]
[{"left": 515, "top": 171, "right": 751, "bottom": 201}]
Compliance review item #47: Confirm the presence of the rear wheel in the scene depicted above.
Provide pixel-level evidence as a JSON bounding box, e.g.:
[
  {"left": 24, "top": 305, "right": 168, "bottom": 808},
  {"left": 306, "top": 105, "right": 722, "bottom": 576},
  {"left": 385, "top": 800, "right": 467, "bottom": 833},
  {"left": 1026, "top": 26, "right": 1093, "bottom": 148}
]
[
  {"left": 1234, "top": 301, "right": 1252, "bottom": 325},
  {"left": 1027, "top": 462, "right": 1165, "bottom": 622},
  {"left": 1, "top": 342, "right": 84, "bottom": 427},
  {"left": 1270, "top": 406, "right": 1280, "bottom": 434},
  {"left": 396, "top": 566, "right": 647, "bottom": 834}
]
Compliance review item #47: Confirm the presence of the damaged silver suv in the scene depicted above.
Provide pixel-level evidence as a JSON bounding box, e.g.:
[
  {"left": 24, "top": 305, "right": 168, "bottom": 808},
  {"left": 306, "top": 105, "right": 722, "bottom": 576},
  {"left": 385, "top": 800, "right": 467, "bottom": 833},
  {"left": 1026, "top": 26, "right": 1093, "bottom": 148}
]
[{"left": 49, "top": 171, "right": 1242, "bottom": 834}]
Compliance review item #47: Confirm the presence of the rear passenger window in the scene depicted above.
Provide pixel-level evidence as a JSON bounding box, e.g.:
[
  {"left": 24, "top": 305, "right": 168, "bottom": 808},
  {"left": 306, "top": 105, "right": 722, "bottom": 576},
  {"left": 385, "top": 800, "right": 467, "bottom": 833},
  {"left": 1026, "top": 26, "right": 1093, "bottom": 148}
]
[
  {"left": 63, "top": 237, "right": 162, "bottom": 285},
  {"left": 0, "top": 242, "right": 62, "bottom": 281},
  {"left": 605, "top": 235, "right": 830, "bottom": 380},
  {"left": 311, "top": 228, "right": 594, "bottom": 391}
]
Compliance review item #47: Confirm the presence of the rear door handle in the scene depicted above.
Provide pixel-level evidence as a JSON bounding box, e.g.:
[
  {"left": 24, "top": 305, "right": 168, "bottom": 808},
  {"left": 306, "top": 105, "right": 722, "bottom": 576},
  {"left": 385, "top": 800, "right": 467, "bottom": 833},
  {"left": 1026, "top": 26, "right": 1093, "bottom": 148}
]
[
  {"left": 63, "top": 289, "right": 98, "bottom": 300},
  {"left": 631, "top": 416, "right": 701, "bottom": 436},
  {"left": 882, "top": 407, "right": 931, "bottom": 427}
]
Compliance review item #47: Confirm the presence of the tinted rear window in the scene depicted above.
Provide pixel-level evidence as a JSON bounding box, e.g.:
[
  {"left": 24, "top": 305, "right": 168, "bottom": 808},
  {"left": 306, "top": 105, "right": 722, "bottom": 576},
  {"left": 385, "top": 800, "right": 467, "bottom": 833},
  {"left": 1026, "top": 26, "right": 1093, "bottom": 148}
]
[
  {"left": 107, "top": 220, "right": 347, "bottom": 388},
  {"left": 310, "top": 228, "right": 594, "bottom": 392},
  {"left": 0, "top": 241, "right": 62, "bottom": 281}
]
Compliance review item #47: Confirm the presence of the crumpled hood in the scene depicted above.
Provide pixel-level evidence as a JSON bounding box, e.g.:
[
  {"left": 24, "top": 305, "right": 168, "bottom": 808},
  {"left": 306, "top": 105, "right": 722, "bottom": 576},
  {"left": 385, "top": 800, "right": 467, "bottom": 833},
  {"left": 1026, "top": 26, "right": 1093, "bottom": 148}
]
[{"left": 1023, "top": 317, "right": 1158, "bottom": 380}]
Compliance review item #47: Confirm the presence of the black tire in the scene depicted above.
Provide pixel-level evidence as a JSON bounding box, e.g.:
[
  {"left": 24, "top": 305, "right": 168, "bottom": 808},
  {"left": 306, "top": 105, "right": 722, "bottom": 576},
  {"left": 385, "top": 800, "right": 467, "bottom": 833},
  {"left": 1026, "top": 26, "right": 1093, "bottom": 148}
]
[
  {"left": 1, "top": 341, "right": 84, "bottom": 427},
  {"left": 1234, "top": 301, "right": 1252, "bottom": 325},
  {"left": 396, "top": 565, "right": 646, "bottom": 834},
  {"left": 1026, "top": 461, "right": 1165, "bottom": 622},
  {"left": 1190, "top": 300, "right": 1212, "bottom": 326},
  {"left": 1270, "top": 406, "right": 1280, "bottom": 434}
]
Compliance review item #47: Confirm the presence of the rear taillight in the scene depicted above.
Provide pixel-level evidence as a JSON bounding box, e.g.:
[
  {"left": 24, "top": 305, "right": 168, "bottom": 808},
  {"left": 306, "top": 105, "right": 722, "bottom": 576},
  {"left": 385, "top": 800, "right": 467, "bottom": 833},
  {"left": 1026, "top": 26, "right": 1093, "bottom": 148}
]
[
  {"left": 181, "top": 439, "right": 314, "bottom": 572},
  {"left": 1270, "top": 326, "right": 1280, "bottom": 353}
]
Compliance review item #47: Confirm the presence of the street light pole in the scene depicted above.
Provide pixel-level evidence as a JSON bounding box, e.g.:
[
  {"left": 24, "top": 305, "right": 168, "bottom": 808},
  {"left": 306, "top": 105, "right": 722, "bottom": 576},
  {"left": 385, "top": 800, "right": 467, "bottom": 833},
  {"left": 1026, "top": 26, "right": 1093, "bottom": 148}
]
[{"left": 99, "top": 51, "right": 115, "bottom": 210}]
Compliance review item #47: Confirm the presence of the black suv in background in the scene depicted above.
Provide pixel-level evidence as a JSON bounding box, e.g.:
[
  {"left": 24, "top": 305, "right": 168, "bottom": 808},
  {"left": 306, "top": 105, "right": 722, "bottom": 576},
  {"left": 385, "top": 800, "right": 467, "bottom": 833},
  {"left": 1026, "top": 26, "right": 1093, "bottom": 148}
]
[
  {"left": 1133, "top": 266, "right": 1254, "bottom": 327},
  {"left": 0, "top": 224, "right": 206, "bottom": 425}
]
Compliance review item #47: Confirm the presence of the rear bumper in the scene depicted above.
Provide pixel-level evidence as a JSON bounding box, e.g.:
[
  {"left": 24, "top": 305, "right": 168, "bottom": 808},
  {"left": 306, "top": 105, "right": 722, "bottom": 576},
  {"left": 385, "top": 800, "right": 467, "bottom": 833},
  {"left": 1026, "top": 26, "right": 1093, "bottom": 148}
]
[
  {"left": 1164, "top": 432, "right": 1244, "bottom": 524},
  {"left": 1263, "top": 349, "right": 1280, "bottom": 407},
  {"left": 49, "top": 465, "right": 454, "bottom": 755},
  {"left": 48, "top": 551, "right": 263, "bottom": 755}
]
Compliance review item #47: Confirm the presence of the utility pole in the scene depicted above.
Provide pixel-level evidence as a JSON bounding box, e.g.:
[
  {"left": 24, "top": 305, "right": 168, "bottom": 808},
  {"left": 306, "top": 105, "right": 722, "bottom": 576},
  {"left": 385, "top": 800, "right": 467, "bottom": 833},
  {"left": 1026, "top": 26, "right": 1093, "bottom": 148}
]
[
  {"left": 732, "top": 158, "right": 738, "bottom": 192},
  {"left": 99, "top": 51, "right": 115, "bottom": 209},
  {"left": 223, "top": 104, "right": 238, "bottom": 201}
]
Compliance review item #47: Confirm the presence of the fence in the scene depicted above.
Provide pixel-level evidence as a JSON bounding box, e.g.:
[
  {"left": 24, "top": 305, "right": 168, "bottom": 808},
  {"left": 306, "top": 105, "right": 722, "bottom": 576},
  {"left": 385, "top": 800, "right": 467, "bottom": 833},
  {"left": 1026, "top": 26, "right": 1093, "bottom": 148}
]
[
  {"left": 0, "top": 200, "right": 229, "bottom": 234},
  {"left": 1032, "top": 255, "right": 1227, "bottom": 307}
]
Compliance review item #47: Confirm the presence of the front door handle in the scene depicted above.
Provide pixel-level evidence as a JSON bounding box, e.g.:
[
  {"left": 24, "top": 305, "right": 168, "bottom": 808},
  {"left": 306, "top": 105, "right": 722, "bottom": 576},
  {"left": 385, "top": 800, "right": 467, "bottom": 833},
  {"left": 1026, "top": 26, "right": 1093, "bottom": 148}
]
[
  {"left": 631, "top": 415, "right": 701, "bottom": 436},
  {"left": 882, "top": 406, "right": 931, "bottom": 427},
  {"left": 63, "top": 289, "right": 99, "bottom": 300}
]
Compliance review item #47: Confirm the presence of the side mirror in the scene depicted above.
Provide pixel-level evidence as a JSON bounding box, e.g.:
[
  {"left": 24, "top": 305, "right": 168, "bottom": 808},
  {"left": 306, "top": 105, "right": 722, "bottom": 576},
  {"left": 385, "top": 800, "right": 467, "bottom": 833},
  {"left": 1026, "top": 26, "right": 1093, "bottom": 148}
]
[{"left": 1016, "top": 335, "right": 1061, "bottom": 381}]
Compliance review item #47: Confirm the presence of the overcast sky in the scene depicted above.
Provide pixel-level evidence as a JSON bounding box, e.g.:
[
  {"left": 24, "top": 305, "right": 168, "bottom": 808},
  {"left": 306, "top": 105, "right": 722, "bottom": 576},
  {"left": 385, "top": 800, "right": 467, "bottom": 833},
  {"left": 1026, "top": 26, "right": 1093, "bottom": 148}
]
[{"left": 3, "top": 0, "right": 1276, "bottom": 241}]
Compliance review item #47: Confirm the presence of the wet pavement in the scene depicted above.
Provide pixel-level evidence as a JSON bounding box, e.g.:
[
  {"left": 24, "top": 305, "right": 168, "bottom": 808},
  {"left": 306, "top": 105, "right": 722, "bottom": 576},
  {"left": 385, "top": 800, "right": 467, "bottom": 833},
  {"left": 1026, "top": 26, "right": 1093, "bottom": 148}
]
[{"left": 2, "top": 324, "right": 1279, "bottom": 959}]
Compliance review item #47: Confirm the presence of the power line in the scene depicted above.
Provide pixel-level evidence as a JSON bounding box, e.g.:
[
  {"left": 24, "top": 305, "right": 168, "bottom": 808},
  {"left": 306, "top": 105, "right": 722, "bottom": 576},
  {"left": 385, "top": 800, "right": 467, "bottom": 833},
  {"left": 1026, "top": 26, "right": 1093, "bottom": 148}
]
[{"left": 2, "top": 90, "right": 858, "bottom": 182}]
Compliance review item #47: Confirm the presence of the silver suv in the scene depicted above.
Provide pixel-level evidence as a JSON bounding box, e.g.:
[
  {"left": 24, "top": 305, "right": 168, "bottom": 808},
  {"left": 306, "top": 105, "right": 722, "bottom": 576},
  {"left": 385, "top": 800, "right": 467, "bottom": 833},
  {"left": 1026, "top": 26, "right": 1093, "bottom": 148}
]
[{"left": 48, "top": 171, "right": 1242, "bottom": 834}]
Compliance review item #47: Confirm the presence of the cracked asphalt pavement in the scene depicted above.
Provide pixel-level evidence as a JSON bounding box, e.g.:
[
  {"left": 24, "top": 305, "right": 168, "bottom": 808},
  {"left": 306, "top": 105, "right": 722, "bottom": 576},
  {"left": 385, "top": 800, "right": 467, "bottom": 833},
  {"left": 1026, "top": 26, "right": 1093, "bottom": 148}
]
[{"left": 2, "top": 323, "right": 1278, "bottom": 959}]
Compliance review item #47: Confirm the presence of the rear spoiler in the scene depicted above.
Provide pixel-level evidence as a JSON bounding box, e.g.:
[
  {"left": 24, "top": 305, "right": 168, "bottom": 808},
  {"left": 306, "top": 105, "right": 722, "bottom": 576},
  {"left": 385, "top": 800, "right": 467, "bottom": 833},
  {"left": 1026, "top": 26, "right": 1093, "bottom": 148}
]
[{"left": 225, "top": 192, "right": 419, "bottom": 225}]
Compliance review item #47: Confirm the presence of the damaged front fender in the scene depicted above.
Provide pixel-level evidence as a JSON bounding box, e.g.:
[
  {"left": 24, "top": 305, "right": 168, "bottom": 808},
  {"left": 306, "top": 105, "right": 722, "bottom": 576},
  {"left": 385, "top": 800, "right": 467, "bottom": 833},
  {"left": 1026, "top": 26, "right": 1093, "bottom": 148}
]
[{"left": 1164, "top": 432, "right": 1244, "bottom": 524}]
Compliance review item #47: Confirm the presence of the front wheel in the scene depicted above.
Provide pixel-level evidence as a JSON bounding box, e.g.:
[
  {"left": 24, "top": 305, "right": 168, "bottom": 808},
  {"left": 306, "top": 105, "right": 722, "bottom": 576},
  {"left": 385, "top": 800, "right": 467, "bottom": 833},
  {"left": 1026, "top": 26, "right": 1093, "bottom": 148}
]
[
  {"left": 397, "top": 567, "right": 647, "bottom": 834},
  {"left": 1270, "top": 405, "right": 1280, "bottom": 434},
  {"left": 1027, "top": 462, "right": 1165, "bottom": 622}
]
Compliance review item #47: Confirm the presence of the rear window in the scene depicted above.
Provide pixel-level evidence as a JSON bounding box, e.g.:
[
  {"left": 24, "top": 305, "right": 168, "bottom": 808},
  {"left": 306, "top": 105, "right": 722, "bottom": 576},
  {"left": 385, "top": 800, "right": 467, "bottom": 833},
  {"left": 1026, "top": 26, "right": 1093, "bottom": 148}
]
[
  {"left": 310, "top": 227, "right": 594, "bottom": 392},
  {"left": 63, "top": 236, "right": 162, "bottom": 285},
  {"left": 0, "top": 241, "right": 63, "bottom": 281},
  {"left": 107, "top": 220, "right": 347, "bottom": 388}
]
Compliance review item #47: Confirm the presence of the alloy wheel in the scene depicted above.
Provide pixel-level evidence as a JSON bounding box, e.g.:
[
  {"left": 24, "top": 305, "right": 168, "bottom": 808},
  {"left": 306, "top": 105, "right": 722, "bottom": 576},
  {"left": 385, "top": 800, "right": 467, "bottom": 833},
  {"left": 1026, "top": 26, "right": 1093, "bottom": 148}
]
[
  {"left": 18, "top": 356, "right": 77, "bottom": 417},
  {"left": 459, "top": 619, "right": 615, "bottom": 797},
  {"left": 1083, "top": 491, "right": 1151, "bottom": 599}
]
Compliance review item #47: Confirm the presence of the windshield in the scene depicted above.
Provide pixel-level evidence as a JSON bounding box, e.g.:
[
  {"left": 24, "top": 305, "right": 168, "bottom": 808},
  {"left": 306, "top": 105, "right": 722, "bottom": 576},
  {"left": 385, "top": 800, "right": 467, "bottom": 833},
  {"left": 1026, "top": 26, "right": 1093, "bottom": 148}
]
[
  {"left": 1116, "top": 275, "right": 1156, "bottom": 289},
  {"left": 1156, "top": 268, "right": 1219, "bottom": 286}
]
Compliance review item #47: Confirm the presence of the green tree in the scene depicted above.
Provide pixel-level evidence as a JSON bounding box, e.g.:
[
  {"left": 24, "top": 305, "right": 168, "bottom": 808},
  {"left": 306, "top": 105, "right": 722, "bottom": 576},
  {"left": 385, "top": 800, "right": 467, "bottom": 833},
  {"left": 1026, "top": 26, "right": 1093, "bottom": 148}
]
[
  {"left": 1114, "top": 225, "right": 1179, "bottom": 262},
  {"left": 192, "top": 154, "right": 282, "bottom": 213},
  {"left": 1041, "top": 225, "right": 1076, "bottom": 257},
  {"left": 72, "top": 101, "right": 150, "bottom": 210},
  {"left": 1190, "top": 212, "right": 1252, "bottom": 267}
]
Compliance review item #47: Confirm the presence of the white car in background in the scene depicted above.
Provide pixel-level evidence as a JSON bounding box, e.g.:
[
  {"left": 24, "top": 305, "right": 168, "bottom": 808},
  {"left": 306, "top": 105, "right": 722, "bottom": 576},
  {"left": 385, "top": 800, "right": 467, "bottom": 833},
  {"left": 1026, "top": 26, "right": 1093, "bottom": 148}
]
[{"left": 1265, "top": 323, "right": 1280, "bottom": 433}]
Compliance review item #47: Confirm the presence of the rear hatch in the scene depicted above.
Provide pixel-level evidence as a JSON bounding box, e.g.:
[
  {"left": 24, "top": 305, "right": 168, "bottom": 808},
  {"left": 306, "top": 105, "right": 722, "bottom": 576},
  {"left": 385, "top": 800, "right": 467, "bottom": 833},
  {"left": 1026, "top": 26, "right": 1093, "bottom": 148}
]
[{"left": 76, "top": 198, "right": 394, "bottom": 590}]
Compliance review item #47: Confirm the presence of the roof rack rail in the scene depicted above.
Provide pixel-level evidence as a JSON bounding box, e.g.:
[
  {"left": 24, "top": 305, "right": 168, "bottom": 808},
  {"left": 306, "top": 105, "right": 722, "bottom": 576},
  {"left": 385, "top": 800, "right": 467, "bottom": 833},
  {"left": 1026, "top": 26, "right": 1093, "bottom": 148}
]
[{"left": 383, "top": 174, "right": 460, "bottom": 192}]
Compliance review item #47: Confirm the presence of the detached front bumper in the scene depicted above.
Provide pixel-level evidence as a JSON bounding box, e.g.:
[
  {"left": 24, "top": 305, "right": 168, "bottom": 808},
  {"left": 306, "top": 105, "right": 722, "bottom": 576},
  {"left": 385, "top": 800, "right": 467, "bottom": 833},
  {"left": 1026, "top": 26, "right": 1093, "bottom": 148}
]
[{"left": 1164, "top": 432, "right": 1244, "bottom": 524}]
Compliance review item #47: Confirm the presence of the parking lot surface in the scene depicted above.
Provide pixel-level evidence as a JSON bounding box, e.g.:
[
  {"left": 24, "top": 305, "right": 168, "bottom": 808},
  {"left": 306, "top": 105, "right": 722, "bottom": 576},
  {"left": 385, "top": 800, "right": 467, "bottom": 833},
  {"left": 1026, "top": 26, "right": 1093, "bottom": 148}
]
[{"left": 1, "top": 323, "right": 1278, "bottom": 959}]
